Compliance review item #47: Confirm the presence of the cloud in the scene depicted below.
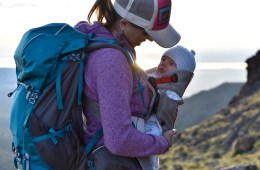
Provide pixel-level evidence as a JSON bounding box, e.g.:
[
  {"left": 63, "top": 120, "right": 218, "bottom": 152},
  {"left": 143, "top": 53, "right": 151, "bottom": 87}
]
[
  {"left": 8, "top": 3, "right": 37, "bottom": 8},
  {"left": 0, "top": 1, "right": 37, "bottom": 8}
]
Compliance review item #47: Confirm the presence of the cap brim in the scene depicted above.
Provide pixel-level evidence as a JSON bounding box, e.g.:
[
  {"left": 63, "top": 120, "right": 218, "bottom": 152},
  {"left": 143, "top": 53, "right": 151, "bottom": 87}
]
[{"left": 145, "top": 24, "right": 181, "bottom": 48}]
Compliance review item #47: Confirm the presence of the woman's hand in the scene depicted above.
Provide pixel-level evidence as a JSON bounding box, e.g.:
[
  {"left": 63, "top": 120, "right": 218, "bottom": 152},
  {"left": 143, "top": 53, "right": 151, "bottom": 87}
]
[{"left": 162, "top": 129, "right": 178, "bottom": 147}]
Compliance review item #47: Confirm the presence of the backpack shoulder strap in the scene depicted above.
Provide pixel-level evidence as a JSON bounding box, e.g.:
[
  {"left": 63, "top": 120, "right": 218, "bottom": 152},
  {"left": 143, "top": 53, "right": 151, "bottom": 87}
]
[
  {"left": 82, "top": 40, "right": 137, "bottom": 120},
  {"left": 84, "top": 40, "right": 135, "bottom": 72}
]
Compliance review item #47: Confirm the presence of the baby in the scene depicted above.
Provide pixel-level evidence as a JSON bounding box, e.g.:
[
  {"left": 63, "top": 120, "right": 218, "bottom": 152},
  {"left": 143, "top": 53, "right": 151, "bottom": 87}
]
[
  {"left": 138, "top": 45, "right": 196, "bottom": 170},
  {"left": 147, "top": 45, "right": 196, "bottom": 134}
]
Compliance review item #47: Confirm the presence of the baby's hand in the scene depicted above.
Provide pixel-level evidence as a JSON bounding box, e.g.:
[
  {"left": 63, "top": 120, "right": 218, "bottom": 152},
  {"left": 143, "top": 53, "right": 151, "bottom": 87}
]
[{"left": 162, "top": 129, "right": 177, "bottom": 147}]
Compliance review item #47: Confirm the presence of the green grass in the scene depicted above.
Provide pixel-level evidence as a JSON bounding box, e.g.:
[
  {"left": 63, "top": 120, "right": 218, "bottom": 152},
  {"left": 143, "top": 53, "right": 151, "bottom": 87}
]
[{"left": 159, "top": 90, "right": 260, "bottom": 170}]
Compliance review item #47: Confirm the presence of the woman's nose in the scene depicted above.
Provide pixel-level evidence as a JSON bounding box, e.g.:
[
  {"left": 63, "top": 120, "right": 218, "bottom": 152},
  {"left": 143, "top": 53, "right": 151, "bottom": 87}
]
[{"left": 146, "top": 35, "right": 153, "bottom": 42}]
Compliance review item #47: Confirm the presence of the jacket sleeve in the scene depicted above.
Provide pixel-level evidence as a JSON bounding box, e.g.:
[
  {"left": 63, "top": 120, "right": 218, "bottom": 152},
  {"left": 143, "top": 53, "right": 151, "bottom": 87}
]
[{"left": 90, "top": 48, "right": 170, "bottom": 157}]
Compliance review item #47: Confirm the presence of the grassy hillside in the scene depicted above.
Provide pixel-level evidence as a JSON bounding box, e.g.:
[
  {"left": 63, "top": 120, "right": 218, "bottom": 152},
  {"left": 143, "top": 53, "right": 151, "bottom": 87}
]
[{"left": 159, "top": 90, "right": 260, "bottom": 170}]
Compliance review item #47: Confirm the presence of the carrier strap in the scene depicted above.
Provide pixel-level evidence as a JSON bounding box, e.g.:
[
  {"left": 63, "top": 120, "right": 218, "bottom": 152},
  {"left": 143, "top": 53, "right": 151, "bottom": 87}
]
[
  {"left": 136, "top": 74, "right": 146, "bottom": 109},
  {"left": 155, "top": 74, "right": 178, "bottom": 84},
  {"left": 32, "top": 124, "right": 74, "bottom": 145},
  {"left": 135, "top": 66, "right": 157, "bottom": 119}
]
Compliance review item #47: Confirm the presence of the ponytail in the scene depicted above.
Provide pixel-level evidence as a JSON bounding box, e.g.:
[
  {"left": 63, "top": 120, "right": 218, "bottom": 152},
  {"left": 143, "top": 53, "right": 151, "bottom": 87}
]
[{"left": 87, "top": 0, "right": 121, "bottom": 29}]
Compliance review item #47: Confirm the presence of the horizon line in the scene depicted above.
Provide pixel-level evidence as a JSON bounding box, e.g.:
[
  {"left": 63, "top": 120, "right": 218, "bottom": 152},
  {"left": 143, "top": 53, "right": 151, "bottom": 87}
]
[{"left": 0, "top": 62, "right": 247, "bottom": 71}]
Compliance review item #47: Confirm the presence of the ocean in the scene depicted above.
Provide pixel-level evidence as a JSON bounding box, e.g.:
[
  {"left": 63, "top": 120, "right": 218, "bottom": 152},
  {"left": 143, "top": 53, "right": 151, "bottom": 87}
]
[{"left": 184, "top": 68, "right": 246, "bottom": 97}]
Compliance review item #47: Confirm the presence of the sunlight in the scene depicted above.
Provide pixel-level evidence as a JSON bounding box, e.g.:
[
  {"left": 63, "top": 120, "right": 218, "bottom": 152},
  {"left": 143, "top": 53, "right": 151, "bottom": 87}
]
[
  {"left": 0, "top": 57, "right": 15, "bottom": 68},
  {"left": 136, "top": 58, "right": 158, "bottom": 71}
]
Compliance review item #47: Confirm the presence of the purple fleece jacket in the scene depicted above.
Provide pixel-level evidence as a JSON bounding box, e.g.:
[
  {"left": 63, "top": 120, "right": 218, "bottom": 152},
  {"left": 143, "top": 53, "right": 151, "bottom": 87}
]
[{"left": 75, "top": 21, "right": 169, "bottom": 157}]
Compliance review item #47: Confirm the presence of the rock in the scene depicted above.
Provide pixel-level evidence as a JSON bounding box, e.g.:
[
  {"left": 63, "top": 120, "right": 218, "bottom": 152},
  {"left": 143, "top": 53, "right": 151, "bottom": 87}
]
[
  {"left": 212, "top": 152, "right": 222, "bottom": 159},
  {"left": 232, "top": 132, "right": 255, "bottom": 155},
  {"left": 173, "top": 164, "right": 183, "bottom": 170},
  {"left": 220, "top": 164, "right": 259, "bottom": 170}
]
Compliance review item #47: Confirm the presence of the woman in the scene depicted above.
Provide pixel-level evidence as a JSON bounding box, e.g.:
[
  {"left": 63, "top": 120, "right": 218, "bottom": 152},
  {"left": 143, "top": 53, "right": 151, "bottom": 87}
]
[{"left": 75, "top": 0, "right": 181, "bottom": 169}]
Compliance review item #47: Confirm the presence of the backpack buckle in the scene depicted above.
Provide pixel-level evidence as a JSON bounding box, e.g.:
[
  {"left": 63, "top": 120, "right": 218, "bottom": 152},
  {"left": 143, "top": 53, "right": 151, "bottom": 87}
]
[
  {"left": 17, "top": 81, "right": 38, "bottom": 104},
  {"left": 28, "top": 92, "right": 38, "bottom": 104},
  {"left": 24, "top": 153, "right": 30, "bottom": 166},
  {"left": 69, "top": 53, "right": 82, "bottom": 61},
  {"left": 13, "top": 149, "right": 22, "bottom": 169}
]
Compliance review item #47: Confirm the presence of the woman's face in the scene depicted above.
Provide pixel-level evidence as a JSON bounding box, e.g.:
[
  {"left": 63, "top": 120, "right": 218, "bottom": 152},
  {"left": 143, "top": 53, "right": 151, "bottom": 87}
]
[
  {"left": 157, "top": 55, "right": 177, "bottom": 74},
  {"left": 121, "top": 20, "right": 153, "bottom": 47}
]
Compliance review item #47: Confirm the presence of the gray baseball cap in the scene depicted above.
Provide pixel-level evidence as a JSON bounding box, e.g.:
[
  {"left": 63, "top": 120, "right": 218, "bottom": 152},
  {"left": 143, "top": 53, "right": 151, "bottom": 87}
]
[{"left": 114, "top": 0, "right": 181, "bottom": 48}]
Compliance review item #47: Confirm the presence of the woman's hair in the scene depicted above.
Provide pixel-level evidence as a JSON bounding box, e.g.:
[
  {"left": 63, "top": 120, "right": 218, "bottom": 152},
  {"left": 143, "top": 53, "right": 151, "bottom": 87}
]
[{"left": 87, "top": 0, "right": 121, "bottom": 29}]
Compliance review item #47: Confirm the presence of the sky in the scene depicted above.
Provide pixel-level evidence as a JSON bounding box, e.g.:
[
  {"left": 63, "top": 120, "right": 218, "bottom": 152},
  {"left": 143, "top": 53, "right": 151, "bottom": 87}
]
[
  {"left": 0, "top": 0, "right": 259, "bottom": 96},
  {"left": 0, "top": 0, "right": 259, "bottom": 69}
]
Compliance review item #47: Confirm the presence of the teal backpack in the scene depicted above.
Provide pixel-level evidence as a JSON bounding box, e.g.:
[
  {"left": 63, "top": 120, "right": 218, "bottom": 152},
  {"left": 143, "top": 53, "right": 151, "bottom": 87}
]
[{"left": 8, "top": 23, "right": 134, "bottom": 170}]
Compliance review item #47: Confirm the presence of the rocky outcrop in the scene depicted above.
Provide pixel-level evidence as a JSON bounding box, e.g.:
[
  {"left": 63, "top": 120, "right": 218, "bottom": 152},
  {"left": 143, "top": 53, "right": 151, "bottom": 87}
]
[
  {"left": 229, "top": 50, "right": 260, "bottom": 105},
  {"left": 240, "top": 50, "right": 260, "bottom": 96}
]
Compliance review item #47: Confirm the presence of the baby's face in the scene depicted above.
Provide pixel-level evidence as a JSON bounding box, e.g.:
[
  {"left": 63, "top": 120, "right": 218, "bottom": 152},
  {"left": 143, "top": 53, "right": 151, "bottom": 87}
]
[{"left": 156, "top": 55, "right": 177, "bottom": 74}]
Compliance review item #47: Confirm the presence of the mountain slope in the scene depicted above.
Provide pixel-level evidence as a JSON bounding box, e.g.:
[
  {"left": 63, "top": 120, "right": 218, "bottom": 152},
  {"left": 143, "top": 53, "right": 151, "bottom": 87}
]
[
  {"left": 160, "top": 90, "right": 260, "bottom": 170},
  {"left": 175, "top": 83, "right": 243, "bottom": 131}
]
